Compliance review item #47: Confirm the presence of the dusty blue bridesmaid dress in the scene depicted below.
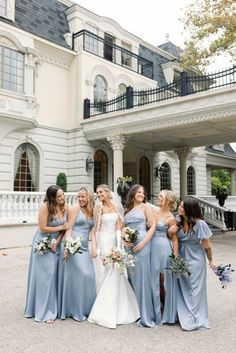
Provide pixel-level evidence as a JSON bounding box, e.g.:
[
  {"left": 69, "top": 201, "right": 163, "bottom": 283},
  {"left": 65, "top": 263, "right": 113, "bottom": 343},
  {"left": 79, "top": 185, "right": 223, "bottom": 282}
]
[
  {"left": 25, "top": 214, "right": 66, "bottom": 322},
  {"left": 59, "top": 210, "right": 96, "bottom": 321},
  {"left": 177, "top": 219, "right": 212, "bottom": 331},
  {"left": 124, "top": 207, "right": 155, "bottom": 327},
  {"left": 150, "top": 219, "right": 177, "bottom": 325}
]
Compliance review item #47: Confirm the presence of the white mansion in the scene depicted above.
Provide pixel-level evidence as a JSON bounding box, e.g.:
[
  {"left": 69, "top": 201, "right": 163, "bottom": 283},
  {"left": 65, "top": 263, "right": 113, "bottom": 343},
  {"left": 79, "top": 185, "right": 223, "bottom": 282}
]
[{"left": 0, "top": 0, "right": 236, "bottom": 208}]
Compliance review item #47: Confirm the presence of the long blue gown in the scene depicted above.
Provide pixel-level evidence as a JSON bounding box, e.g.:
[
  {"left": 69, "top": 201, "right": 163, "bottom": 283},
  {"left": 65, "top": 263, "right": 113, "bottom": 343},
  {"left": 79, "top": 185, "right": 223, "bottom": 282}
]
[
  {"left": 25, "top": 214, "right": 66, "bottom": 322},
  {"left": 150, "top": 219, "right": 177, "bottom": 325},
  {"left": 177, "top": 219, "right": 212, "bottom": 331},
  {"left": 59, "top": 210, "right": 96, "bottom": 321},
  {"left": 124, "top": 207, "right": 155, "bottom": 327}
]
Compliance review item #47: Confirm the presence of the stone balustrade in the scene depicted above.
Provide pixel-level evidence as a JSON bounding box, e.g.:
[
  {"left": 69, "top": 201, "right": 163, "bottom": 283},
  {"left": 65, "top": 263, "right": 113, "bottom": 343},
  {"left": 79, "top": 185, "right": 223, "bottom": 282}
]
[{"left": 0, "top": 192, "right": 77, "bottom": 226}]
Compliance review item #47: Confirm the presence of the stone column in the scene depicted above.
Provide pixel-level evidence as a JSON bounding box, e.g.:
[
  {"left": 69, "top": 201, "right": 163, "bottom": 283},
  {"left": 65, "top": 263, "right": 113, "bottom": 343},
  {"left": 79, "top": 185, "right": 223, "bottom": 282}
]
[
  {"left": 231, "top": 169, "right": 236, "bottom": 196},
  {"left": 107, "top": 134, "right": 126, "bottom": 188},
  {"left": 175, "top": 147, "right": 190, "bottom": 200}
]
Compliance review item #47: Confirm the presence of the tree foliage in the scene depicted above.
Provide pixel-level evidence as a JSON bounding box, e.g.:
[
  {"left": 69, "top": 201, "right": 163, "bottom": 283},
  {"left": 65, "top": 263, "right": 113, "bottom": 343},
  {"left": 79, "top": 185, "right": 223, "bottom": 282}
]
[
  {"left": 211, "top": 169, "right": 230, "bottom": 195},
  {"left": 181, "top": 0, "right": 236, "bottom": 70}
]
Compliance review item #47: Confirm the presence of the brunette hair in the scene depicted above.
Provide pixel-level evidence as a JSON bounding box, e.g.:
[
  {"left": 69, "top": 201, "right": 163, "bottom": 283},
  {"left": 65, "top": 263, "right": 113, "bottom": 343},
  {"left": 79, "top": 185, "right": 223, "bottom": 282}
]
[
  {"left": 44, "top": 185, "right": 65, "bottom": 221},
  {"left": 124, "top": 184, "right": 147, "bottom": 214},
  {"left": 78, "top": 186, "right": 95, "bottom": 217},
  {"left": 180, "top": 196, "right": 203, "bottom": 229},
  {"left": 159, "top": 189, "right": 177, "bottom": 211}
]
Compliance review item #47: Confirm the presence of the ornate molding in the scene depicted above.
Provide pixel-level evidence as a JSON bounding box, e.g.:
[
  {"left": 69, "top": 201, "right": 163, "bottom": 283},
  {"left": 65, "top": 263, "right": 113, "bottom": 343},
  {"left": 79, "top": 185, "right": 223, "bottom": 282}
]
[
  {"left": 174, "top": 147, "right": 191, "bottom": 160},
  {"left": 107, "top": 134, "right": 126, "bottom": 150},
  {"left": 39, "top": 55, "right": 70, "bottom": 70}
]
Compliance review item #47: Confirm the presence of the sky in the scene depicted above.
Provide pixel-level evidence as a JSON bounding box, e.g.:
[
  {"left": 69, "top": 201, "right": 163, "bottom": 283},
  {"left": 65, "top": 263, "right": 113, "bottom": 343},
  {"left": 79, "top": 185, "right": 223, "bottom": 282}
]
[
  {"left": 74, "top": 0, "right": 191, "bottom": 48},
  {"left": 73, "top": 0, "right": 236, "bottom": 150}
]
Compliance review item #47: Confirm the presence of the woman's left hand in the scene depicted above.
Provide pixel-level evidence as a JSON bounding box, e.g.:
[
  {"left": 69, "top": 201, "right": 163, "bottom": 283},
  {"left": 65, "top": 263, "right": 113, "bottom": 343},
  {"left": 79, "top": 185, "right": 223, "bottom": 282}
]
[
  {"left": 133, "top": 241, "right": 145, "bottom": 253},
  {"left": 51, "top": 242, "right": 58, "bottom": 253},
  {"left": 209, "top": 261, "right": 216, "bottom": 270}
]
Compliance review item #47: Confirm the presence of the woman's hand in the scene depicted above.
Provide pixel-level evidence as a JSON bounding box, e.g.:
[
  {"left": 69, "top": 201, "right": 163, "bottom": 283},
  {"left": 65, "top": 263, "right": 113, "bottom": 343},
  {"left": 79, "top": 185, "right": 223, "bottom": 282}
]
[
  {"left": 91, "top": 247, "right": 98, "bottom": 258},
  {"left": 209, "top": 260, "right": 216, "bottom": 270},
  {"left": 63, "top": 249, "right": 69, "bottom": 261},
  {"left": 146, "top": 219, "right": 152, "bottom": 228},
  {"left": 50, "top": 242, "right": 57, "bottom": 253},
  {"left": 133, "top": 240, "right": 145, "bottom": 253},
  {"left": 168, "top": 224, "right": 178, "bottom": 239},
  {"left": 123, "top": 241, "right": 134, "bottom": 249},
  {"left": 62, "top": 221, "right": 73, "bottom": 231}
]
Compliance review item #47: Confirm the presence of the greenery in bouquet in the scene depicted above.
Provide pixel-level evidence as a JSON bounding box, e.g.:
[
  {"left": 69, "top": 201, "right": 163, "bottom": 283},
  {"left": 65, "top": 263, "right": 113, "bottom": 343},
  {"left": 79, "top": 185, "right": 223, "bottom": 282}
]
[
  {"left": 122, "top": 227, "right": 139, "bottom": 243},
  {"left": 117, "top": 176, "right": 133, "bottom": 192},
  {"left": 63, "top": 235, "right": 83, "bottom": 262},
  {"left": 101, "top": 247, "right": 135, "bottom": 274},
  {"left": 34, "top": 235, "right": 57, "bottom": 255},
  {"left": 166, "top": 253, "right": 191, "bottom": 277},
  {"left": 213, "top": 264, "right": 234, "bottom": 289}
]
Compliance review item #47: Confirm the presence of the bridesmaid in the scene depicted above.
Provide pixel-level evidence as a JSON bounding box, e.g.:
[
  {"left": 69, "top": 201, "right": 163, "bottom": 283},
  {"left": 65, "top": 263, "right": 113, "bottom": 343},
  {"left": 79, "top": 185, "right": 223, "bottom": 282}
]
[
  {"left": 59, "top": 186, "right": 96, "bottom": 321},
  {"left": 25, "top": 185, "right": 71, "bottom": 323},
  {"left": 169, "top": 197, "right": 216, "bottom": 331},
  {"left": 124, "top": 184, "right": 156, "bottom": 327},
  {"left": 151, "top": 190, "right": 178, "bottom": 325}
]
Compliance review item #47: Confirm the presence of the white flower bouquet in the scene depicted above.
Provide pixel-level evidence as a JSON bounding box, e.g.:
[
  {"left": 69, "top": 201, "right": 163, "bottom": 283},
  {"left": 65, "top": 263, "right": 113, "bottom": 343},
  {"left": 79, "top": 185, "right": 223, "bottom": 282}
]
[
  {"left": 122, "top": 227, "right": 139, "bottom": 243},
  {"left": 34, "top": 235, "right": 57, "bottom": 255},
  {"left": 63, "top": 235, "right": 83, "bottom": 262},
  {"left": 101, "top": 247, "right": 135, "bottom": 274}
]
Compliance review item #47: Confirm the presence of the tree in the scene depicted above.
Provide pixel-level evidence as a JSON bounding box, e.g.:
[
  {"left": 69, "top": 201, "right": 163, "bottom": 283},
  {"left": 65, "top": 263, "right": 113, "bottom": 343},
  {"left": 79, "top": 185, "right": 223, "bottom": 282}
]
[
  {"left": 211, "top": 169, "right": 230, "bottom": 195},
  {"left": 56, "top": 172, "right": 67, "bottom": 192},
  {"left": 181, "top": 0, "right": 236, "bottom": 70}
]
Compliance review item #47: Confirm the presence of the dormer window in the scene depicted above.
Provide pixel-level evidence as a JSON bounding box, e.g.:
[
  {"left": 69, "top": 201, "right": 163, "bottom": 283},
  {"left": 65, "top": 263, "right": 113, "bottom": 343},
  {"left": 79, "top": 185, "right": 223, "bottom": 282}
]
[
  {"left": 0, "top": 0, "right": 6, "bottom": 17},
  {"left": 0, "top": 0, "right": 15, "bottom": 21},
  {"left": 0, "top": 45, "right": 24, "bottom": 93}
]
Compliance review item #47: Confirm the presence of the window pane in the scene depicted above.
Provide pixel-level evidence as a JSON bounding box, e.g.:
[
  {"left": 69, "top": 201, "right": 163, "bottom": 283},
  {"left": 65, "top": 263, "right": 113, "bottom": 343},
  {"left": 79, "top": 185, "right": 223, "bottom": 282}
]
[
  {"left": 94, "top": 150, "right": 108, "bottom": 191},
  {"left": 14, "top": 143, "right": 39, "bottom": 191},
  {"left": 187, "top": 166, "right": 196, "bottom": 195},
  {"left": 0, "top": 46, "right": 24, "bottom": 93},
  {"left": 160, "top": 162, "right": 171, "bottom": 190}
]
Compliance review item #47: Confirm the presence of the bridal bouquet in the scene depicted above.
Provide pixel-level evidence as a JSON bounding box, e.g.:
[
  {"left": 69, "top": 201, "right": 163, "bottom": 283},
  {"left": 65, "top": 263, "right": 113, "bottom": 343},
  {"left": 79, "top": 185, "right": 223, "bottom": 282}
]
[
  {"left": 213, "top": 264, "right": 234, "bottom": 289},
  {"left": 63, "top": 235, "right": 83, "bottom": 262},
  {"left": 166, "top": 253, "right": 191, "bottom": 277},
  {"left": 101, "top": 248, "right": 135, "bottom": 274},
  {"left": 122, "top": 227, "right": 139, "bottom": 243},
  {"left": 34, "top": 235, "right": 57, "bottom": 255}
]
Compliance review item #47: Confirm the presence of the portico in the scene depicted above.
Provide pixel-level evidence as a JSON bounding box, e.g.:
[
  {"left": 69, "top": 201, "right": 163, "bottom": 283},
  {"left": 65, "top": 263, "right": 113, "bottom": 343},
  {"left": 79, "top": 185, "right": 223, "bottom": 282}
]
[{"left": 82, "top": 84, "right": 236, "bottom": 199}]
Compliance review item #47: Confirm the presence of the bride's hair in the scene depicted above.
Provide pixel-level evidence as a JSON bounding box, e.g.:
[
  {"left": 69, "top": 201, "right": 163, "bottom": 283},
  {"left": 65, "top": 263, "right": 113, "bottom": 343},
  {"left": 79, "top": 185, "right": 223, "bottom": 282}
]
[{"left": 94, "top": 184, "right": 124, "bottom": 233}]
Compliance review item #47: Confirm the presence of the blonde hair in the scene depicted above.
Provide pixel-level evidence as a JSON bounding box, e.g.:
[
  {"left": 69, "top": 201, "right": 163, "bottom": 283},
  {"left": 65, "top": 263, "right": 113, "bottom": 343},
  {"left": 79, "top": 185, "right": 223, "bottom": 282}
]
[
  {"left": 159, "top": 189, "right": 177, "bottom": 211},
  {"left": 78, "top": 186, "right": 95, "bottom": 217}
]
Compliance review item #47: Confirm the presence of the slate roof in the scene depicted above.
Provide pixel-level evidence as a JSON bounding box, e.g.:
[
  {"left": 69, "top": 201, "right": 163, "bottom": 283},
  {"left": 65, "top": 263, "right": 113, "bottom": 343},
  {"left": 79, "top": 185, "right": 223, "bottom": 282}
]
[
  {"left": 205, "top": 145, "right": 236, "bottom": 158},
  {"left": 0, "top": 0, "right": 71, "bottom": 49},
  {"left": 158, "top": 41, "right": 183, "bottom": 60}
]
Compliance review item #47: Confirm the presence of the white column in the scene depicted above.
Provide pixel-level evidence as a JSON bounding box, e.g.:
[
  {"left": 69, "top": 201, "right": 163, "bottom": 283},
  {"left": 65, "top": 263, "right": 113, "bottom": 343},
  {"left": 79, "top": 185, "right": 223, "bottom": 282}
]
[
  {"left": 231, "top": 169, "right": 236, "bottom": 196},
  {"left": 107, "top": 134, "right": 126, "bottom": 188},
  {"left": 175, "top": 147, "right": 190, "bottom": 200}
]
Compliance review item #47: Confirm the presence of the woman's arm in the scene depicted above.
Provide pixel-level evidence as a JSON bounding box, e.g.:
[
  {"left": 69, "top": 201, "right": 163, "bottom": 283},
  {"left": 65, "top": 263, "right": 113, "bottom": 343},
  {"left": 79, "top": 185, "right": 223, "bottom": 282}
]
[
  {"left": 38, "top": 204, "right": 72, "bottom": 234},
  {"left": 168, "top": 217, "right": 179, "bottom": 256},
  {"left": 90, "top": 204, "right": 100, "bottom": 258},
  {"left": 202, "top": 239, "right": 216, "bottom": 269},
  {"left": 133, "top": 204, "right": 156, "bottom": 253}
]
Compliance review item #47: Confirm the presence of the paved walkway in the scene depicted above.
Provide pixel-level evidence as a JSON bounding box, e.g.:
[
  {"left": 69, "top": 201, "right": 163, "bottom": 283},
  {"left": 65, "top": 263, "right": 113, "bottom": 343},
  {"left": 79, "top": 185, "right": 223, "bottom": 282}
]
[{"left": 0, "top": 225, "right": 236, "bottom": 353}]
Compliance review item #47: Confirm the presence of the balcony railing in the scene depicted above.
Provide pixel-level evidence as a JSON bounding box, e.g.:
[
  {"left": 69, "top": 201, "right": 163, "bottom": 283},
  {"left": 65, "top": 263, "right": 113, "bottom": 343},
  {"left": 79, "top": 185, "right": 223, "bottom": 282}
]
[
  {"left": 72, "top": 30, "right": 153, "bottom": 79},
  {"left": 84, "top": 66, "right": 236, "bottom": 118}
]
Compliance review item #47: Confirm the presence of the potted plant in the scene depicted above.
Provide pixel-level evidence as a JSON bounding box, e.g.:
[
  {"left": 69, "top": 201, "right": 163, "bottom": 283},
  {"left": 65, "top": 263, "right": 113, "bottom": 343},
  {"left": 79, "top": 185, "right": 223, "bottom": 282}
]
[
  {"left": 117, "top": 176, "right": 134, "bottom": 205},
  {"left": 56, "top": 172, "right": 67, "bottom": 192}
]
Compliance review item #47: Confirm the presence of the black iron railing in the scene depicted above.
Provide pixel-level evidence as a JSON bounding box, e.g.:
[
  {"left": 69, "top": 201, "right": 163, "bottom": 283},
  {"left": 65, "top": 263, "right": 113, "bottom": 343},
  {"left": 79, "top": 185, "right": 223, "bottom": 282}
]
[
  {"left": 72, "top": 30, "right": 153, "bottom": 79},
  {"left": 83, "top": 67, "right": 236, "bottom": 119}
]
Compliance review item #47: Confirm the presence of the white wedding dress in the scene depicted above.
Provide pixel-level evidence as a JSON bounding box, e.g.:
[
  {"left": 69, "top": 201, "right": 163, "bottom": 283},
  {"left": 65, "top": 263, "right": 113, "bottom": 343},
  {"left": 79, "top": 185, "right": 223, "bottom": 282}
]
[{"left": 88, "top": 213, "right": 140, "bottom": 328}]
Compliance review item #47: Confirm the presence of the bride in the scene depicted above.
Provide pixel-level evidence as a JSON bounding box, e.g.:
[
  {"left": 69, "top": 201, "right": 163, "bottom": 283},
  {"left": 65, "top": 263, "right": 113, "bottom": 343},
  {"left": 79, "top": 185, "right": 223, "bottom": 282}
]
[{"left": 88, "top": 184, "right": 140, "bottom": 328}]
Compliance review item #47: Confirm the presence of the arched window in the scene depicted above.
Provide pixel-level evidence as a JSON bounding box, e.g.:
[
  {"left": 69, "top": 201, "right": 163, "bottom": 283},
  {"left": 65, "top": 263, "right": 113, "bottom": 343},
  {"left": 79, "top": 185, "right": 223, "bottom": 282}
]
[
  {"left": 94, "top": 75, "right": 107, "bottom": 113},
  {"left": 94, "top": 150, "right": 108, "bottom": 191},
  {"left": 117, "top": 83, "right": 126, "bottom": 110},
  {"left": 139, "top": 156, "right": 150, "bottom": 199},
  {"left": 160, "top": 162, "right": 171, "bottom": 190},
  {"left": 187, "top": 166, "right": 196, "bottom": 195},
  {"left": 14, "top": 143, "right": 39, "bottom": 191}
]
